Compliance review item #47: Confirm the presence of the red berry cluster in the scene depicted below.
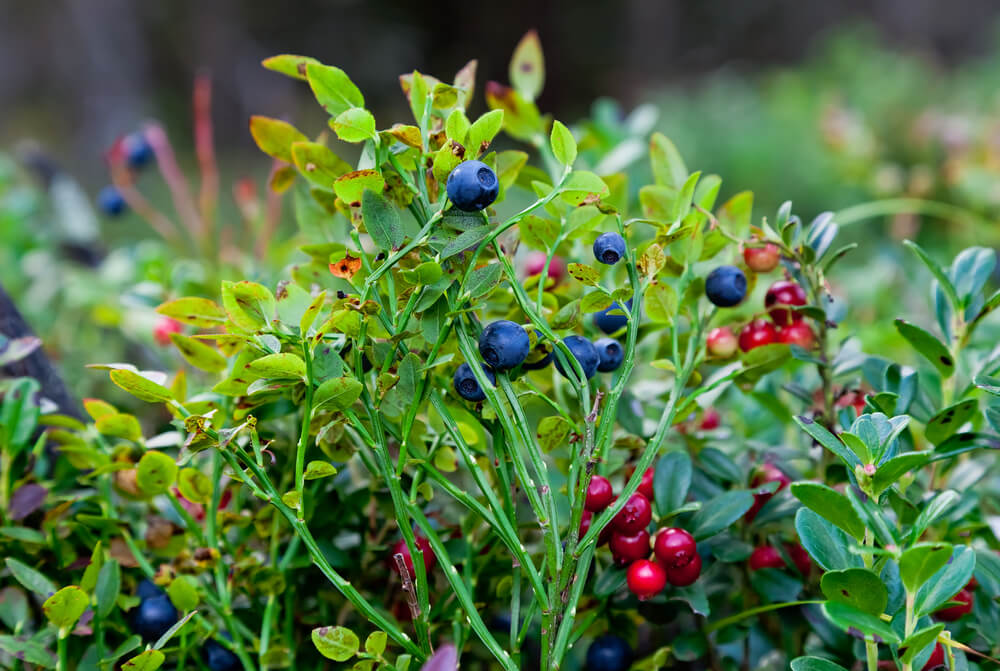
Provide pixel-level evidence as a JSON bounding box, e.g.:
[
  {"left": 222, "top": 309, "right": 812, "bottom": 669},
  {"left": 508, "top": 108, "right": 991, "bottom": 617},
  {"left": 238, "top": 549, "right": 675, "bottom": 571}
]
[
  {"left": 705, "top": 279, "right": 815, "bottom": 359},
  {"left": 580, "top": 470, "right": 702, "bottom": 601}
]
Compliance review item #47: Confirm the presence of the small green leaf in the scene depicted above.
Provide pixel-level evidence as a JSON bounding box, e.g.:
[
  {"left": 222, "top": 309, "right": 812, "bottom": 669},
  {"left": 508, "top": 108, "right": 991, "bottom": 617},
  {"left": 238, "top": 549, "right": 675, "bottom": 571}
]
[
  {"left": 304, "top": 461, "right": 338, "bottom": 480},
  {"left": 248, "top": 353, "right": 307, "bottom": 380},
  {"left": 166, "top": 576, "right": 200, "bottom": 612},
  {"left": 364, "top": 631, "right": 387, "bottom": 657},
  {"left": 536, "top": 416, "right": 572, "bottom": 453},
  {"left": 790, "top": 657, "right": 850, "bottom": 671},
  {"left": 43, "top": 586, "right": 89, "bottom": 633},
  {"left": 440, "top": 225, "right": 491, "bottom": 260},
  {"left": 821, "top": 601, "right": 900, "bottom": 644},
  {"left": 0, "top": 635, "right": 55, "bottom": 668},
  {"left": 580, "top": 292, "right": 613, "bottom": 313},
  {"left": 899, "top": 624, "right": 945, "bottom": 664},
  {"left": 793, "top": 416, "right": 861, "bottom": 470},
  {"left": 122, "top": 649, "right": 166, "bottom": 671},
  {"left": 820, "top": 568, "right": 887, "bottom": 615},
  {"left": 109, "top": 370, "right": 174, "bottom": 404},
  {"left": 463, "top": 263, "right": 502, "bottom": 300},
  {"left": 913, "top": 545, "right": 975, "bottom": 616},
  {"left": 466, "top": 109, "right": 504, "bottom": 157},
  {"left": 169, "top": 334, "right": 227, "bottom": 373},
  {"left": 5, "top": 558, "right": 57, "bottom": 596},
  {"left": 221, "top": 280, "right": 276, "bottom": 333},
  {"left": 791, "top": 482, "right": 866, "bottom": 541},
  {"left": 925, "top": 399, "right": 978, "bottom": 445},
  {"left": 249, "top": 116, "right": 309, "bottom": 163},
  {"left": 654, "top": 451, "right": 692, "bottom": 516},
  {"left": 689, "top": 490, "right": 754, "bottom": 540},
  {"left": 177, "top": 468, "right": 212, "bottom": 504},
  {"left": 313, "top": 377, "right": 364, "bottom": 412},
  {"left": 649, "top": 133, "right": 687, "bottom": 189},
  {"left": 95, "top": 560, "right": 121, "bottom": 619},
  {"left": 894, "top": 319, "right": 955, "bottom": 377},
  {"left": 262, "top": 54, "right": 321, "bottom": 81},
  {"left": 136, "top": 451, "right": 178, "bottom": 496},
  {"left": 332, "top": 107, "right": 376, "bottom": 143},
  {"left": 156, "top": 297, "right": 227, "bottom": 328},
  {"left": 509, "top": 30, "right": 545, "bottom": 101},
  {"left": 644, "top": 282, "right": 677, "bottom": 324},
  {"left": 549, "top": 120, "right": 576, "bottom": 166},
  {"left": 567, "top": 263, "right": 600, "bottom": 286},
  {"left": 795, "top": 508, "right": 862, "bottom": 571},
  {"left": 306, "top": 63, "right": 364, "bottom": 116},
  {"left": 95, "top": 413, "right": 142, "bottom": 442},
  {"left": 871, "top": 452, "right": 930, "bottom": 494},
  {"left": 291, "top": 142, "right": 351, "bottom": 188},
  {"left": 361, "top": 189, "right": 404, "bottom": 251},
  {"left": 333, "top": 170, "right": 385, "bottom": 205},
  {"left": 312, "top": 626, "right": 360, "bottom": 662}
]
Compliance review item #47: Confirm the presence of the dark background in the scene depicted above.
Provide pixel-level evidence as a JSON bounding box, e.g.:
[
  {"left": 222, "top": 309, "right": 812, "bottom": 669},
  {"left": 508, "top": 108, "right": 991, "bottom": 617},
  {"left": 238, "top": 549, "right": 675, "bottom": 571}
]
[{"left": 3, "top": 0, "right": 1000, "bottom": 182}]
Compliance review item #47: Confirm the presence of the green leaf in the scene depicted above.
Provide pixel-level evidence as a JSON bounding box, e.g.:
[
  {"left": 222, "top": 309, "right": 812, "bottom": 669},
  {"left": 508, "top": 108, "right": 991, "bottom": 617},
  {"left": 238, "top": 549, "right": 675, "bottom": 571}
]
[
  {"left": 900, "top": 543, "right": 953, "bottom": 595},
  {"left": 925, "top": 399, "right": 978, "bottom": 445},
  {"left": 169, "top": 334, "right": 227, "bottom": 373},
  {"left": 464, "top": 263, "right": 503, "bottom": 300},
  {"left": 466, "top": 109, "right": 504, "bottom": 157},
  {"left": 313, "top": 377, "right": 364, "bottom": 412},
  {"left": 95, "top": 560, "right": 121, "bottom": 619},
  {"left": 109, "top": 370, "right": 174, "bottom": 404},
  {"left": 649, "top": 133, "right": 687, "bottom": 189},
  {"left": 791, "top": 482, "right": 866, "bottom": 541},
  {"left": 914, "top": 545, "right": 975, "bottom": 616},
  {"left": 5, "top": 558, "right": 56, "bottom": 596},
  {"left": 333, "top": 170, "right": 385, "bottom": 205},
  {"left": 689, "top": 490, "right": 754, "bottom": 540},
  {"left": 567, "top": 263, "right": 600, "bottom": 286},
  {"left": 644, "top": 282, "right": 677, "bottom": 324},
  {"left": 306, "top": 63, "right": 364, "bottom": 116},
  {"left": 790, "top": 657, "right": 850, "bottom": 671},
  {"left": 821, "top": 601, "right": 900, "bottom": 644},
  {"left": 793, "top": 416, "right": 861, "bottom": 470},
  {"left": 332, "top": 107, "right": 376, "bottom": 143},
  {"left": 536, "top": 416, "right": 572, "bottom": 453},
  {"left": 871, "top": 452, "right": 930, "bottom": 494},
  {"left": 899, "top": 624, "right": 945, "bottom": 665},
  {"left": 654, "top": 451, "right": 692, "bottom": 516},
  {"left": 291, "top": 142, "right": 351, "bottom": 188},
  {"left": 0, "top": 378, "right": 40, "bottom": 452},
  {"left": 166, "top": 576, "right": 199, "bottom": 612},
  {"left": 156, "top": 297, "right": 228, "bottom": 328},
  {"left": 312, "top": 626, "right": 360, "bottom": 662},
  {"left": 445, "top": 109, "right": 471, "bottom": 143},
  {"left": 248, "top": 353, "right": 307, "bottom": 380},
  {"left": 560, "top": 171, "right": 609, "bottom": 205},
  {"left": 136, "top": 451, "right": 178, "bottom": 496},
  {"left": 361, "top": 189, "right": 404, "bottom": 251},
  {"left": 221, "top": 281, "right": 276, "bottom": 333},
  {"left": 717, "top": 191, "right": 753, "bottom": 238},
  {"left": 95, "top": 412, "right": 142, "bottom": 442},
  {"left": 152, "top": 611, "right": 197, "bottom": 651},
  {"left": 910, "top": 491, "right": 959, "bottom": 542},
  {"left": 177, "top": 468, "right": 212, "bottom": 504},
  {"left": 820, "top": 569, "right": 887, "bottom": 615},
  {"left": 441, "top": 225, "right": 491, "bottom": 260},
  {"left": 261, "top": 54, "right": 321, "bottom": 81},
  {"left": 580, "top": 292, "right": 613, "bottom": 313},
  {"left": 795, "top": 508, "right": 862, "bottom": 571},
  {"left": 122, "top": 649, "right": 166, "bottom": 671},
  {"left": 0, "top": 635, "right": 55, "bottom": 668},
  {"left": 365, "top": 631, "right": 387, "bottom": 657},
  {"left": 509, "top": 30, "right": 545, "bottom": 101},
  {"left": 43, "top": 586, "right": 88, "bottom": 633},
  {"left": 249, "top": 116, "right": 309, "bottom": 163},
  {"left": 304, "top": 461, "right": 338, "bottom": 480},
  {"left": 549, "top": 120, "right": 577, "bottom": 166},
  {"left": 894, "top": 319, "right": 955, "bottom": 377}
]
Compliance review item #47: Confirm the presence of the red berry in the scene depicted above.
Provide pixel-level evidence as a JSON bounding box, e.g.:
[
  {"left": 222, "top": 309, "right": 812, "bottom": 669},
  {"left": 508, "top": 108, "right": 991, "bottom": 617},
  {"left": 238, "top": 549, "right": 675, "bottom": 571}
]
[
  {"left": 836, "top": 390, "right": 868, "bottom": 417},
  {"left": 738, "top": 319, "right": 779, "bottom": 352},
  {"left": 610, "top": 529, "right": 651, "bottom": 566},
  {"left": 153, "top": 317, "right": 183, "bottom": 346},
  {"left": 748, "top": 546, "right": 785, "bottom": 571},
  {"left": 935, "top": 588, "right": 973, "bottom": 621},
  {"left": 653, "top": 528, "right": 697, "bottom": 569},
  {"left": 612, "top": 493, "right": 652, "bottom": 535},
  {"left": 388, "top": 537, "right": 436, "bottom": 577},
  {"left": 585, "top": 475, "right": 614, "bottom": 512},
  {"left": 785, "top": 543, "right": 812, "bottom": 576},
  {"left": 924, "top": 643, "right": 945, "bottom": 670},
  {"left": 665, "top": 552, "right": 702, "bottom": 587},
  {"left": 579, "top": 509, "right": 592, "bottom": 537},
  {"left": 743, "top": 243, "right": 781, "bottom": 273},
  {"left": 706, "top": 326, "right": 738, "bottom": 359},
  {"left": 699, "top": 408, "right": 720, "bottom": 431},
  {"left": 764, "top": 280, "right": 807, "bottom": 326},
  {"left": 779, "top": 322, "right": 815, "bottom": 348},
  {"left": 524, "top": 251, "right": 567, "bottom": 287},
  {"left": 966, "top": 576, "right": 979, "bottom": 591},
  {"left": 626, "top": 559, "right": 667, "bottom": 600},
  {"left": 745, "top": 463, "right": 791, "bottom": 522},
  {"left": 637, "top": 468, "right": 654, "bottom": 500}
]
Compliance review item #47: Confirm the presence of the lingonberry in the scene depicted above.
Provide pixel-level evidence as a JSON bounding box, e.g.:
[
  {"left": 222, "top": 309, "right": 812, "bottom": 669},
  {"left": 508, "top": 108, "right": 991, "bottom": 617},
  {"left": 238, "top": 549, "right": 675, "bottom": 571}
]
[
  {"left": 765, "top": 280, "right": 807, "bottom": 326},
  {"left": 699, "top": 408, "right": 720, "bottom": 430},
  {"left": 665, "top": 552, "right": 702, "bottom": 587},
  {"left": 705, "top": 265, "right": 748, "bottom": 307},
  {"left": 202, "top": 638, "right": 240, "bottom": 671},
  {"left": 388, "top": 536, "right": 436, "bottom": 577},
  {"left": 743, "top": 243, "right": 781, "bottom": 273},
  {"left": 612, "top": 493, "right": 652, "bottom": 535},
  {"left": 593, "top": 232, "right": 627, "bottom": 265},
  {"left": 585, "top": 475, "right": 614, "bottom": 512},
  {"left": 153, "top": 317, "right": 183, "bottom": 346},
  {"left": 706, "top": 326, "right": 738, "bottom": 358},
  {"left": 748, "top": 545, "right": 785, "bottom": 570},
  {"left": 935, "top": 588, "right": 973, "bottom": 621},
  {"left": 554, "top": 335, "right": 600, "bottom": 380},
  {"left": 98, "top": 185, "right": 126, "bottom": 216},
  {"left": 653, "top": 528, "right": 697, "bottom": 569},
  {"left": 637, "top": 467, "right": 654, "bottom": 500},
  {"left": 585, "top": 634, "right": 632, "bottom": 671},
  {"left": 924, "top": 643, "right": 945, "bottom": 670},
  {"left": 779, "top": 322, "right": 816, "bottom": 348},
  {"left": 446, "top": 160, "right": 499, "bottom": 211},
  {"left": 594, "top": 337, "right": 624, "bottom": 372},
  {"left": 786, "top": 543, "right": 812, "bottom": 576},
  {"left": 610, "top": 529, "right": 651, "bottom": 565},
  {"left": 130, "top": 594, "right": 179, "bottom": 641},
  {"left": 593, "top": 299, "right": 632, "bottom": 334},
  {"left": 525, "top": 251, "right": 567, "bottom": 287},
  {"left": 626, "top": 559, "right": 666, "bottom": 600},
  {"left": 745, "top": 462, "right": 791, "bottom": 521},
  {"left": 123, "top": 131, "right": 154, "bottom": 169},
  {"left": 453, "top": 362, "right": 496, "bottom": 401},
  {"left": 478, "top": 320, "right": 530, "bottom": 371},
  {"left": 738, "top": 319, "right": 779, "bottom": 352}
]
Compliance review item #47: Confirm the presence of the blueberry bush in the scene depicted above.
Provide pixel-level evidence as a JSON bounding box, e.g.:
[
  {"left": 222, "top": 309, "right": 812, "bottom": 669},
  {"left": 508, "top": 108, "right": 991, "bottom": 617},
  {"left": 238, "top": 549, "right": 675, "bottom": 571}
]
[{"left": 3, "top": 31, "right": 1000, "bottom": 671}]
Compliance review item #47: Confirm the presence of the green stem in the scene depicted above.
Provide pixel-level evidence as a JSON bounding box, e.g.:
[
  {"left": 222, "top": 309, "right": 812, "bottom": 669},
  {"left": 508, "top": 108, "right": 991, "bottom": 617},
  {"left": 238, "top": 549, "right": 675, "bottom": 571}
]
[{"left": 294, "top": 341, "right": 315, "bottom": 521}]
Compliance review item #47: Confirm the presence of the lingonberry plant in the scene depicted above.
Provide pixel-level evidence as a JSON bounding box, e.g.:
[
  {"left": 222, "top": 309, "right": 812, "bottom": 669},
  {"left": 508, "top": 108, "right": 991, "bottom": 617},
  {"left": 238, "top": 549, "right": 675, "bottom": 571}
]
[{"left": 3, "top": 30, "right": 1000, "bottom": 671}]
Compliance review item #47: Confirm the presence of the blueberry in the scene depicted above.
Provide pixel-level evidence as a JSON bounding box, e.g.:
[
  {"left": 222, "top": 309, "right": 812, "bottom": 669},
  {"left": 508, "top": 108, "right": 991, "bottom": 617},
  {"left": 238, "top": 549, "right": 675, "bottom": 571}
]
[
  {"left": 136, "top": 579, "right": 165, "bottom": 601},
  {"left": 478, "top": 320, "right": 530, "bottom": 371},
  {"left": 593, "top": 299, "right": 632, "bottom": 335},
  {"left": 453, "top": 362, "right": 496, "bottom": 401},
  {"left": 594, "top": 338, "right": 624, "bottom": 372},
  {"left": 123, "top": 132, "right": 154, "bottom": 169},
  {"left": 97, "top": 185, "right": 126, "bottom": 216},
  {"left": 705, "top": 265, "right": 747, "bottom": 307},
  {"left": 554, "top": 335, "right": 599, "bottom": 380},
  {"left": 202, "top": 639, "right": 240, "bottom": 671},
  {"left": 446, "top": 160, "right": 499, "bottom": 212},
  {"left": 130, "top": 595, "right": 178, "bottom": 642},
  {"left": 593, "top": 232, "right": 627, "bottom": 265},
  {"left": 586, "top": 634, "right": 632, "bottom": 671}
]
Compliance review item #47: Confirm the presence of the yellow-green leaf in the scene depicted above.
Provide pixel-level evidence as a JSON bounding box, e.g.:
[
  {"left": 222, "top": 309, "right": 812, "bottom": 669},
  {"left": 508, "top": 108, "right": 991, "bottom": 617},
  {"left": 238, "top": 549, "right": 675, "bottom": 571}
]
[
  {"left": 169, "top": 334, "right": 227, "bottom": 373},
  {"left": 247, "top": 353, "right": 307, "bottom": 380},
  {"left": 313, "top": 377, "right": 364, "bottom": 412},
  {"left": 249, "top": 116, "right": 309, "bottom": 163},
  {"left": 550, "top": 120, "right": 577, "bottom": 166},
  {"left": 109, "top": 370, "right": 173, "bottom": 404},
  {"left": 156, "top": 297, "right": 228, "bottom": 328},
  {"left": 332, "top": 107, "right": 376, "bottom": 143},
  {"left": 43, "top": 586, "right": 88, "bottom": 633},
  {"left": 136, "top": 451, "right": 178, "bottom": 496}
]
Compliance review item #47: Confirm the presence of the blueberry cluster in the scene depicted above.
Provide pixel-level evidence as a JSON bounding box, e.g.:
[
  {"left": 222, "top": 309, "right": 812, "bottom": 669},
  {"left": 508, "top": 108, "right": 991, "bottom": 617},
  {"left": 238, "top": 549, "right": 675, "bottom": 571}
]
[{"left": 96, "top": 130, "right": 154, "bottom": 217}]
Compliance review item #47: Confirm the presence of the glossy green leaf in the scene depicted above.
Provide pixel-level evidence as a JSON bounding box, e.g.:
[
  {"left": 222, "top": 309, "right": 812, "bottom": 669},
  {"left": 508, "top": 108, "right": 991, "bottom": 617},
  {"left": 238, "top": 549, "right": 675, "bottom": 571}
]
[
  {"left": 122, "top": 649, "right": 166, "bottom": 671},
  {"left": 821, "top": 601, "right": 900, "bottom": 644},
  {"left": 249, "top": 116, "right": 309, "bottom": 163},
  {"left": 95, "top": 560, "right": 120, "bottom": 619},
  {"left": 791, "top": 482, "right": 865, "bottom": 541},
  {"left": 5, "top": 558, "right": 56, "bottom": 597},
  {"left": 43, "top": 586, "right": 88, "bottom": 633},
  {"left": 550, "top": 120, "right": 576, "bottom": 166},
  {"left": 790, "top": 657, "right": 850, "bottom": 671},
  {"left": 925, "top": 399, "right": 978, "bottom": 444},
  {"left": 795, "top": 508, "right": 862, "bottom": 571},
  {"left": 312, "top": 626, "right": 360, "bottom": 661},
  {"left": 820, "top": 569, "right": 887, "bottom": 615},
  {"left": 914, "top": 545, "right": 975, "bottom": 616},
  {"left": 361, "top": 189, "right": 404, "bottom": 251},
  {"left": 306, "top": 63, "right": 364, "bottom": 116},
  {"left": 894, "top": 319, "right": 954, "bottom": 377},
  {"left": 247, "top": 353, "right": 307, "bottom": 380},
  {"left": 169, "top": 334, "right": 227, "bottom": 373},
  {"left": 109, "top": 370, "right": 174, "bottom": 404},
  {"left": 899, "top": 624, "right": 945, "bottom": 664},
  {"left": 332, "top": 107, "right": 376, "bottom": 143},
  {"left": 313, "top": 377, "right": 364, "bottom": 412},
  {"left": 156, "top": 297, "right": 227, "bottom": 328},
  {"left": 653, "top": 452, "right": 692, "bottom": 516},
  {"left": 136, "top": 451, "right": 178, "bottom": 496},
  {"left": 690, "top": 490, "right": 754, "bottom": 540}
]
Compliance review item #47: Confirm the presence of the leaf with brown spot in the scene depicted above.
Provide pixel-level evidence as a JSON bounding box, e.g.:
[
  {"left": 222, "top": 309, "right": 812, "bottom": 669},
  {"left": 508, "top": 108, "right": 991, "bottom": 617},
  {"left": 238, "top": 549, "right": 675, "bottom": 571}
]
[{"left": 329, "top": 254, "right": 362, "bottom": 280}]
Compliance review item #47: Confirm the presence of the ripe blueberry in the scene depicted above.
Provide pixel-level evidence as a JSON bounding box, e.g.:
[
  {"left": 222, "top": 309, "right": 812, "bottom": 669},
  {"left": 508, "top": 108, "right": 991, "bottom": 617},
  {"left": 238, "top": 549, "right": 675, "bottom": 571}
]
[
  {"left": 453, "top": 362, "right": 496, "bottom": 402},
  {"left": 593, "top": 232, "right": 627, "bottom": 265},
  {"left": 743, "top": 243, "right": 781, "bottom": 273},
  {"left": 706, "top": 326, "right": 738, "bottom": 359},
  {"left": 594, "top": 337, "right": 624, "bottom": 372},
  {"left": 446, "top": 160, "right": 499, "bottom": 212},
  {"left": 610, "top": 529, "right": 651, "bottom": 566},
  {"left": 554, "top": 335, "right": 599, "bottom": 380},
  {"left": 202, "top": 638, "right": 240, "bottom": 671},
  {"left": 765, "top": 280, "right": 807, "bottom": 326},
  {"left": 525, "top": 251, "right": 566, "bottom": 287},
  {"left": 738, "top": 319, "right": 778, "bottom": 352},
  {"left": 98, "top": 185, "right": 127, "bottom": 216},
  {"left": 123, "top": 132, "right": 154, "bottom": 169},
  {"left": 626, "top": 559, "right": 666, "bottom": 600},
  {"left": 585, "top": 634, "right": 632, "bottom": 671},
  {"left": 612, "top": 493, "right": 652, "bottom": 535},
  {"left": 779, "top": 322, "right": 815, "bottom": 348},
  {"left": 665, "top": 552, "right": 702, "bottom": 587},
  {"left": 136, "top": 579, "right": 164, "bottom": 601},
  {"left": 653, "top": 528, "right": 697, "bottom": 569},
  {"left": 935, "top": 588, "right": 973, "bottom": 621},
  {"left": 478, "top": 320, "right": 530, "bottom": 371},
  {"left": 130, "top": 594, "right": 178, "bottom": 641},
  {"left": 389, "top": 536, "right": 436, "bottom": 577},
  {"left": 593, "top": 299, "right": 632, "bottom": 334},
  {"left": 705, "top": 265, "right": 747, "bottom": 307},
  {"left": 584, "top": 475, "right": 614, "bottom": 512}
]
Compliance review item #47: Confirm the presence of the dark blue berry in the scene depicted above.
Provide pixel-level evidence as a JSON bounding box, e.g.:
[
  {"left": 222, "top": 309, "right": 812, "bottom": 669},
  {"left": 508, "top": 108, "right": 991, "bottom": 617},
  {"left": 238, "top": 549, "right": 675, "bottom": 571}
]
[
  {"left": 202, "top": 639, "right": 241, "bottom": 671},
  {"left": 453, "top": 362, "right": 496, "bottom": 401},
  {"left": 123, "top": 132, "right": 154, "bottom": 169},
  {"left": 136, "top": 579, "right": 165, "bottom": 601},
  {"left": 97, "top": 185, "right": 126, "bottom": 216},
  {"left": 478, "top": 320, "right": 530, "bottom": 371},
  {"left": 705, "top": 265, "right": 747, "bottom": 307},
  {"left": 446, "top": 160, "right": 499, "bottom": 212},
  {"left": 586, "top": 634, "right": 632, "bottom": 671},
  {"left": 554, "top": 335, "right": 599, "bottom": 380},
  {"left": 130, "top": 595, "right": 178, "bottom": 642},
  {"left": 593, "top": 299, "right": 632, "bottom": 334},
  {"left": 593, "top": 233, "right": 626, "bottom": 265},
  {"left": 594, "top": 338, "right": 624, "bottom": 372}
]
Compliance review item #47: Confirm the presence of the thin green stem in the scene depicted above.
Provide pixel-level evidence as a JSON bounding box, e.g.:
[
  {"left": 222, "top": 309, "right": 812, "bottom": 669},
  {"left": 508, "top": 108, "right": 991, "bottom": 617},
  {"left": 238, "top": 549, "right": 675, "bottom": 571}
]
[{"left": 294, "top": 341, "right": 315, "bottom": 520}]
